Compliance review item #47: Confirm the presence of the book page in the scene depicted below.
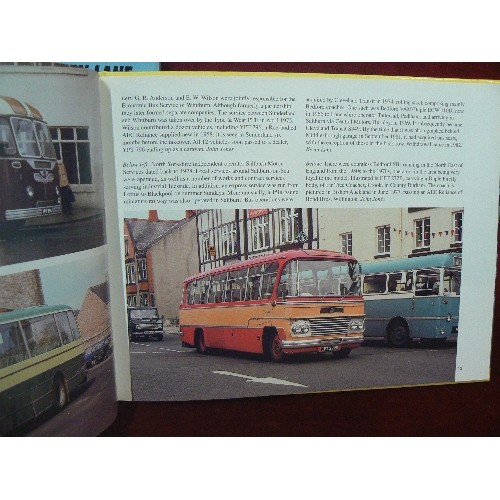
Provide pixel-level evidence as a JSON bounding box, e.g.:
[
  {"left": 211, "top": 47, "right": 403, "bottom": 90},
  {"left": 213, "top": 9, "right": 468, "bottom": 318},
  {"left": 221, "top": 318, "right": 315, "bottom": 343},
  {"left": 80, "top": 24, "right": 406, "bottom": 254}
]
[
  {"left": 0, "top": 65, "right": 117, "bottom": 435},
  {"left": 100, "top": 71, "right": 499, "bottom": 402}
]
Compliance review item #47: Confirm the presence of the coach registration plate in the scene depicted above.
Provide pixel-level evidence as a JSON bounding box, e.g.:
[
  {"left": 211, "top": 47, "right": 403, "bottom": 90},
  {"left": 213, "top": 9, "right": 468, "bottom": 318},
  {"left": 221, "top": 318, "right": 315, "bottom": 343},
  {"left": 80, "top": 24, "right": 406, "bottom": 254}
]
[{"left": 319, "top": 345, "right": 340, "bottom": 352}]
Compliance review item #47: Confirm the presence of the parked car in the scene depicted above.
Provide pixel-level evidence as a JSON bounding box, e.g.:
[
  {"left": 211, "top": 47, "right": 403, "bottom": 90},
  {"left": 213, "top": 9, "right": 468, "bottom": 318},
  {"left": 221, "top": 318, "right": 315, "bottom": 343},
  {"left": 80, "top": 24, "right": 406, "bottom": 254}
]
[
  {"left": 127, "top": 307, "right": 164, "bottom": 342},
  {"left": 84, "top": 336, "right": 113, "bottom": 368}
]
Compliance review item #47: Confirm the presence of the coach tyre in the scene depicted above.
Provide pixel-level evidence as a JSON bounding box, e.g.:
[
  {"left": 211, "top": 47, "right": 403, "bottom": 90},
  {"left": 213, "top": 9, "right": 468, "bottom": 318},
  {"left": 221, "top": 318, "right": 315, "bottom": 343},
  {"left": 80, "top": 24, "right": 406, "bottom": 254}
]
[
  {"left": 53, "top": 375, "right": 68, "bottom": 410},
  {"left": 387, "top": 319, "right": 410, "bottom": 347},
  {"left": 269, "top": 332, "right": 284, "bottom": 362},
  {"left": 195, "top": 330, "right": 209, "bottom": 354}
]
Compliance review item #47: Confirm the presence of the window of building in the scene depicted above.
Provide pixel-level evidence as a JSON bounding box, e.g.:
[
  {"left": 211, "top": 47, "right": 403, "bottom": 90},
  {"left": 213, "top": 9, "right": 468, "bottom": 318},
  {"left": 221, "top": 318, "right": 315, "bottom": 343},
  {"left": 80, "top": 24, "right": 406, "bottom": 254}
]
[
  {"left": 251, "top": 215, "right": 270, "bottom": 251},
  {"left": 124, "top": 237, "right": 129, "bottom": 257},
  {"left": 414, "top": 217, "right": 430, "bottom": 249},
  {"left": 137, "top": 257, "right": 147, "bottom": 282},
  {"left": 453, "top": 211, "right": 463, "bottom": 244},
  {"left": 201, "top": 231, "right": 211, "bottom": 261},
  {"left": 127, "top": 295, "right": 137, "bottom": 307},
  {"left": 221, "top": 222, "right": 237, "bottom": 257},
  {"left": 50, "top": 126, "right": 92, "bottom": 184},
  {"left": 139, "top": 293, "right": 149, "bottom": 307},
  {"left": 340, "top": 232, "right": 352, "bottom": 255},
  {"left": 125, "top": 262, "right": 136, "bottom": 285},
  {"left": 377, "top": 225, "right": 391, "bottom": 255},
  {"left": 279, "top": 209, "right": 299, "bottom": 244}
]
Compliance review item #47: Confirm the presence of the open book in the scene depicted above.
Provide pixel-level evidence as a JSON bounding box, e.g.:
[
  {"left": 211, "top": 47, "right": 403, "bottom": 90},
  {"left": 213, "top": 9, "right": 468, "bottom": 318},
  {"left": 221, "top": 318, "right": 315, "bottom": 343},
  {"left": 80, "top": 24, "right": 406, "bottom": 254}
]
[{"left": 0, "top": 64, "right": 498, "bottom": 436}]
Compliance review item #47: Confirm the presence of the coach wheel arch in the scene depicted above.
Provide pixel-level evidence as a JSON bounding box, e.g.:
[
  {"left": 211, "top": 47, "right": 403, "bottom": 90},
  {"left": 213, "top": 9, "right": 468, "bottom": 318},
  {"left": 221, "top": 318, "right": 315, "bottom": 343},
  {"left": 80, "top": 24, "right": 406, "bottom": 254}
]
[
  {"left": 386, "top": 317, "right": 411, "bottom": 348},
  {"left": 262, "top": 327, "right": 284, "bottom": 362},
  {"left": 194, "top": 328, "right": 209, "bottom": 354},
  {"left": 52, "top": 373, "right": 69, "bottom": 410}
]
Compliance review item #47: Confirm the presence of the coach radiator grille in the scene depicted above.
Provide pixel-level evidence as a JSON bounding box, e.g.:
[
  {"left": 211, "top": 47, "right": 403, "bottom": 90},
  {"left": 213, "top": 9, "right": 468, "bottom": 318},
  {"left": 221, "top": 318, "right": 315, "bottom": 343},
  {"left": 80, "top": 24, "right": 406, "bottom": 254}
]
[{"left": 309, "top": 317, "right": 351, "bottom": 335}]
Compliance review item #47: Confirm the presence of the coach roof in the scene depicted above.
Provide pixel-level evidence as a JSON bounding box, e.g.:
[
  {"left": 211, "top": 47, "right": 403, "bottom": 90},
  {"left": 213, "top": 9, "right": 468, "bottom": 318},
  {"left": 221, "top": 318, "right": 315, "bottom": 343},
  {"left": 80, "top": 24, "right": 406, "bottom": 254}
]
[
  {"left": 184, "top": 249, "right": 357, "bottom": 283},
  {"left": 0, "top": 304, "right": 72, "bottom": 324},
  {"left": 0, "top": 96, "right": 43, "bottom": 120}
]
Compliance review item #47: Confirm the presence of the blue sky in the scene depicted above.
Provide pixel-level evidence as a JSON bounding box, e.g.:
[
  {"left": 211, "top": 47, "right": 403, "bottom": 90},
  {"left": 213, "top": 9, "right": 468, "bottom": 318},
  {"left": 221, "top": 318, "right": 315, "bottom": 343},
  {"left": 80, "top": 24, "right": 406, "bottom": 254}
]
[{"left": 39, "top": 251, "right": 108, "bottom": 310}]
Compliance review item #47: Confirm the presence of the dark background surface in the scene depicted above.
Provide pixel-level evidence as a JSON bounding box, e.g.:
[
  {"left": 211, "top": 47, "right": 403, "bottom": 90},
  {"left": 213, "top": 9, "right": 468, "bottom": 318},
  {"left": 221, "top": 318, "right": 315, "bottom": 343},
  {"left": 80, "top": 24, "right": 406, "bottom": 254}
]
[{"left": 102, "top": 62, "right": 500, "bottom": 436}]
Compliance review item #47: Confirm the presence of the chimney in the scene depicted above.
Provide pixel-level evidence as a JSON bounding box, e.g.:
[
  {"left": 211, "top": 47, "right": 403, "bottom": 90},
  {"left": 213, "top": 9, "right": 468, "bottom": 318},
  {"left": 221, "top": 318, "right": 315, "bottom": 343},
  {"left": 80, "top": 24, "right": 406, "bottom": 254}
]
[{"left": 148, "top": 210, "right": 159, "bottom": 221}]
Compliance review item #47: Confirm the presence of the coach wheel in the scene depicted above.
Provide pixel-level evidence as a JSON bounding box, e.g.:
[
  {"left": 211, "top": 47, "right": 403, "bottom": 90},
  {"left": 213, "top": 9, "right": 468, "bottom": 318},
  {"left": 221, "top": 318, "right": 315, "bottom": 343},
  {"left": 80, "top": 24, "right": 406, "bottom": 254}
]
[
  {"left": 387, "top": 321, "right": 410, "bottom": 348},
  {"left": 195, "top": 331, "right": 209, "bottom": 354},
  {"left": 268, "top": 333, "right": 284, "bottom": 362},
  {"left": 53, "top": 376, "right": 68, "bottom": 411}
]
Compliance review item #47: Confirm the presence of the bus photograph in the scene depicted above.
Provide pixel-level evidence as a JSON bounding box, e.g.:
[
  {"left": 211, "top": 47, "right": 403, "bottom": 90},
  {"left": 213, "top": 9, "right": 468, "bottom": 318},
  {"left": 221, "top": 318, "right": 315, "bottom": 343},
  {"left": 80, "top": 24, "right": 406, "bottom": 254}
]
[
  {"left": 360, "top": 253, "right": 461, "bottom": 347},
  {"left": 179, "top": 249, "right": 365, "bottom": 361},
  {"left": 125, "top": 208, "right": 464, "bottom": 401},
  {"left": 0, "top": 305, "right": 87, "bottom": 435},
  {"left": 1, "top": 66, "right": 107, "bottom": 267},
  {"left": 0, "top": 96, "right": 61, "bottom": 233}
]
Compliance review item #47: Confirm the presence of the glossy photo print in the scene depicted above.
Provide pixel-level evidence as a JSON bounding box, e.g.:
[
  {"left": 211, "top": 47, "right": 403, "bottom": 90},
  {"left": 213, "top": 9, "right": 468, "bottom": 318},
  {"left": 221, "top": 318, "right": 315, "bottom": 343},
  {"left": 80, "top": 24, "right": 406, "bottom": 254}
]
[{"left": 123, "top": 207, "right": 462, "bottom": 401}]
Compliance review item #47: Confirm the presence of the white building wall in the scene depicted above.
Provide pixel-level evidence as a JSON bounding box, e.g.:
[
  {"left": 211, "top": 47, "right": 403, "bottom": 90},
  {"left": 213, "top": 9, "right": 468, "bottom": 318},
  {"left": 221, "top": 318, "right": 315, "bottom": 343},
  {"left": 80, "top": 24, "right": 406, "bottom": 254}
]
[
  {"left": 150, "top": 217, "right": 199, "bottom": 321},
  {"left": 319, "top": 207, "right": 463, "bottom": 262}
]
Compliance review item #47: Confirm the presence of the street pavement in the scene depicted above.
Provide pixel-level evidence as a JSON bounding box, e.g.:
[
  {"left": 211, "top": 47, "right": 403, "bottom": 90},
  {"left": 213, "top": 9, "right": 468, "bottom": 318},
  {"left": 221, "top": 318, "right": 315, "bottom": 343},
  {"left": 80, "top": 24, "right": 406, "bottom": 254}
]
[{"left": 129, "top": 331, "right": 458, "bottom": 402}]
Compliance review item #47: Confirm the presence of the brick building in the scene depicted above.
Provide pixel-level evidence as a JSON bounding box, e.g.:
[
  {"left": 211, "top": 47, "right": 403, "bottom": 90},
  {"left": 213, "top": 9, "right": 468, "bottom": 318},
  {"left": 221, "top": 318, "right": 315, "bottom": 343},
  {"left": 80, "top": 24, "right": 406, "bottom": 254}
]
[
  {"left": 76, "top": 282, "right": 110, "bottom": 345},
  {"left": 124, "top": 211, "right": 179, "bottom": 308},
  {"left": 0, "top": 270, "right": 45, "bottom": 311}
]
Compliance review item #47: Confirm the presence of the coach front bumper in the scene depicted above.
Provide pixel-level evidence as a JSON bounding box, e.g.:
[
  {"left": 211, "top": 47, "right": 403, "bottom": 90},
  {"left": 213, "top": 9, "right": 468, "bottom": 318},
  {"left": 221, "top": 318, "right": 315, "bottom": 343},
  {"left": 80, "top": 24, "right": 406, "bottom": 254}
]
[
  {"left": 281, "top": 335, "right": 364, "bottom": 351},
  {"left": 5, "top": 203, "right": 62, "bottom": 220}
]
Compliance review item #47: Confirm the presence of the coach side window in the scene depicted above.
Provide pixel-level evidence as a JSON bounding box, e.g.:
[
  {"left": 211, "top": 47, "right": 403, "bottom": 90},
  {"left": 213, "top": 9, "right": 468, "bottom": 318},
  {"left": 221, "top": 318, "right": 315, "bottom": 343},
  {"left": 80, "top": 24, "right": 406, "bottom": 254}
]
[
  {"left": 0, "top": 118, "right": 16, "bottom": 156},
  {"left": 363, "top": 274, "right": 387, "bottom": 294},
  {"left": 226, "top": 269, "right": 248, "bottom": 302},
  {"left": 208, "top": 273, "right": 227, "bottom": 303},
  {"left": 415, "top": 270, "right": 439, "bottom": 296},
  {"left": 388, "top": 272, "right": 406, "bottom": 293},
  {"left": 22, "top": 315, "right": 62, "bottom": 357},
  {"left": 193, "top": 278, "right": 211, "bottom": 304},
  {"left": 246, "top": 265, "right": 263, "bottom": 300},
  {"left": 261, "top": 263, "right": 279, "bottom": 298},
  {"left": 0, "top": 322, "right": 29, "bottom": 368},
  {"left": 55, "top": 311, "right": 74, "bottom": 344}
]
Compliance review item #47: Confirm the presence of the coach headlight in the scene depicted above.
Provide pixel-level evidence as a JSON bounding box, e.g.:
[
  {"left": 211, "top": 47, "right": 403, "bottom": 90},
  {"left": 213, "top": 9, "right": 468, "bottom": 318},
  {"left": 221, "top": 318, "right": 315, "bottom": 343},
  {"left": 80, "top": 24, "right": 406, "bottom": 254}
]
[
  {"left": 26, "top": 185, "right": 35, "bottom": 199},
  {"left": 348, "top": 318, "right": 365, "bottom": 333},
  {"left": 291, "top": 319, "right": 311, "bottom": 336}
]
